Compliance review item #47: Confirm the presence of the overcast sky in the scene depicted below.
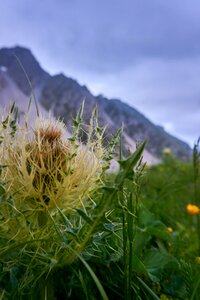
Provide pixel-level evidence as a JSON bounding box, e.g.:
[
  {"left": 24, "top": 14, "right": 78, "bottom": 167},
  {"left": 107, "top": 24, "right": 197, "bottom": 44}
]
[{"left": 0, "top": 0, "right": 200, "bottom": 146}]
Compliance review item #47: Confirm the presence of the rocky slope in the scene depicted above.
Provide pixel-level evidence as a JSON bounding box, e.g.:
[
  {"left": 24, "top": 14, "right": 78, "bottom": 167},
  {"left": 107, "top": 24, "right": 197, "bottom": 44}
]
[
  {"left": 0, "top": 67, "right": 47, "bottom": 123},
  {"left": 0, "top": 46, "right": 191, "bottom": 163}
]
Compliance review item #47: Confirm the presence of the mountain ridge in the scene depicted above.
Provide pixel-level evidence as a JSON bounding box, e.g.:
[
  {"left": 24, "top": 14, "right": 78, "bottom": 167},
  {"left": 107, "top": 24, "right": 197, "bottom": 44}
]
[{"left": 0, "top": 46, "right": 191, "bottom": 162}]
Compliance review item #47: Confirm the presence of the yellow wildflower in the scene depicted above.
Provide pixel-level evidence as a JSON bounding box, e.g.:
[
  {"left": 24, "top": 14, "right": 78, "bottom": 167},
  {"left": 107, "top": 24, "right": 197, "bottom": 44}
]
[
  {"left": 167, "top": 227, "right": 173, "bottom": 233},
  {"left": 195, "top": 257, "right": 200, "bottom": 264},
  {"left": 186, "top": 204, "right": 200, "bottom": 215}
]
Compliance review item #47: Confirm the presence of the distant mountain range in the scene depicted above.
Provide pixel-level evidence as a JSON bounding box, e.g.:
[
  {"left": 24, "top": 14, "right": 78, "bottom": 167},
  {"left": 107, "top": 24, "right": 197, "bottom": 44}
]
[{"left": 0, "top": 46, "right": 191, "bottom": 164}]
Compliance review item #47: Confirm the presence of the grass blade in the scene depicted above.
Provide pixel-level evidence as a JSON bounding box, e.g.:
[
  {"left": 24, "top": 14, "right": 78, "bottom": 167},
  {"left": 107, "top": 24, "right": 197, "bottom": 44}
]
[{"left": 78, "top": 255, "right": 109, "bottom": 300}]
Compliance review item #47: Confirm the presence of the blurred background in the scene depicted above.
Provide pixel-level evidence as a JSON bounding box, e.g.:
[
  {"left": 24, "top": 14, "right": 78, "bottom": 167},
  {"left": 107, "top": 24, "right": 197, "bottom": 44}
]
[{"left": 0, "top": 0, "right": 199, "bottom": 151}]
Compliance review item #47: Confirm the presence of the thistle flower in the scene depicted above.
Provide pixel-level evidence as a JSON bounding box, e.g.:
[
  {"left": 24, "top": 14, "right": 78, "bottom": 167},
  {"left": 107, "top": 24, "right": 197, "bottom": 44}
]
[
  {"left": 0, "top": 115, "right": 104, "bottom": 211},
  {"left": 186, "top": 203, "right": 200, "bottom": 215}
]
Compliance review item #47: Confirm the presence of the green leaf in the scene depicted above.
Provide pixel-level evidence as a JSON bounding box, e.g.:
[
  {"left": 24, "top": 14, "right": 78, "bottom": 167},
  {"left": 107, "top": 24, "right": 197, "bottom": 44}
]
[
  {"left": 116, "top": 142, "right": 146, "bottom": 187},
  {"left": 137, "top": 204, "right": 155, "bottom": 227},
  {"left": 143, "top": 248, "right": 178, "bottom": 282},
  {"left": 132, "top": 253, "right": 147, "bottom": 274},
  {"left": 137, "top": 277, "right": 160, "bottom": 300},
  {"left": 0, "top": 185, "right": 5, "bottom": 197},
  {"left": 10, "top": 102, "right": 15, "bottom": 114},
  {"left": 78, "top": 255, "right": 109, "bottom": 300},
  {"left": 134, "top": 228, "right": 150, "bottom": 254},
  {"left": 146, "top": 221, "right": 170, "bottom": 241},
  {"left": 76, "top": 209, "right": 93, "bottom": 225},
  {"left": 2, "top": 116, "right": 9, "bottom": 129},
  {"left": 76, "top": 99, "right": 85, "bottom": 124},
  {"left": 103, "top": 222, "right": 118, "bottom": 232}
]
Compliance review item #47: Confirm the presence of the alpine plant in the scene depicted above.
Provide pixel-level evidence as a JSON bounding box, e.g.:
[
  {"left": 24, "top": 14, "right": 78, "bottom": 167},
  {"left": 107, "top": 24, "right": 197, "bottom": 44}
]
[{"left": 0, "top": 111, "right": 105, "bottom": 213}]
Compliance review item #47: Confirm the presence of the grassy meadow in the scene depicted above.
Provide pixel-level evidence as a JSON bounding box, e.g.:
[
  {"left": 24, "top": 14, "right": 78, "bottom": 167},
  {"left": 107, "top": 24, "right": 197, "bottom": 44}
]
[{"left": 0, "top": 104, "right": 200, "bottom": 300}]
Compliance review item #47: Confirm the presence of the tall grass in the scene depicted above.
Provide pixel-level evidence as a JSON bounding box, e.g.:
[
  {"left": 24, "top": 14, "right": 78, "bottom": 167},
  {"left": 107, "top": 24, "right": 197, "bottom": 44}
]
[{"left": 0, "top": 103, "right": 200, "bottom": 299}]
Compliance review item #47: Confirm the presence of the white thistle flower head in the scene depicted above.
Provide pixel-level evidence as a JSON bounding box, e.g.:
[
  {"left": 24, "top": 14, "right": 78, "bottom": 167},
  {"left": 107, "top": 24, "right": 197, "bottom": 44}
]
[
  {"left": 0, "top": 116, "right": 104, "bottom": 211},
  {"left": 34, "top": 116, "right": 66, "bottom": 142}
]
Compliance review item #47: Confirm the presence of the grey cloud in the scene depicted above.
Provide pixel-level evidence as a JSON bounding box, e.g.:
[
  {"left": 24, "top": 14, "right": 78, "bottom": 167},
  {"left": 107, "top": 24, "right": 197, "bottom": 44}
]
[
  {"left": 1, "top": 0, "right": 200, "bottom": 73},
  {"left": 84, "top": 57, "right": 200, "bottom": 145},
  {"left": 0, "top": 0, "right": 200, "bottom": 145}
]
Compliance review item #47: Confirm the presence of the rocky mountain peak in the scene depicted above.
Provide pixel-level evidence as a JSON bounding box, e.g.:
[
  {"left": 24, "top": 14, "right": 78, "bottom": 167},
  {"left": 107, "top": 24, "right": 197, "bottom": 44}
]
[
  {"left": 0, "top": 46, "right": 192, "bottom": 162},
  {"left": 0, "top": 46, "right": 49, "bottom": 95}
]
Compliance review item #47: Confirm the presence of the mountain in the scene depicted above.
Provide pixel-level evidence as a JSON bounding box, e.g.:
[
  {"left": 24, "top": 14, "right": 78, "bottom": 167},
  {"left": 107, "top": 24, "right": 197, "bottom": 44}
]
[{"left": 0, "top": 46, "right": 191, "bottom": 163}]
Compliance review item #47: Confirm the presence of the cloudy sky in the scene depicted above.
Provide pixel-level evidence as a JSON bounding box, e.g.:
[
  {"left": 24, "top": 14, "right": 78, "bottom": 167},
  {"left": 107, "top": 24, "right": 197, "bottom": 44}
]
[{"left": 0, "top": 0, "right": 200, "bottom": 146}]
